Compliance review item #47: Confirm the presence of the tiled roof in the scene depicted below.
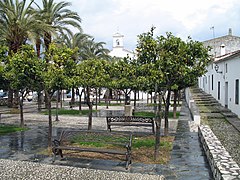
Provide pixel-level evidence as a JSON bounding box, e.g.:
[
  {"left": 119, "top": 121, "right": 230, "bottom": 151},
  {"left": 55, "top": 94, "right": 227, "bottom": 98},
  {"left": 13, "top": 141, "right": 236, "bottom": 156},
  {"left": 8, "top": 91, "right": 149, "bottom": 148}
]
[{"left": 214, "top": 50, "right": 240, "bottom": 63}]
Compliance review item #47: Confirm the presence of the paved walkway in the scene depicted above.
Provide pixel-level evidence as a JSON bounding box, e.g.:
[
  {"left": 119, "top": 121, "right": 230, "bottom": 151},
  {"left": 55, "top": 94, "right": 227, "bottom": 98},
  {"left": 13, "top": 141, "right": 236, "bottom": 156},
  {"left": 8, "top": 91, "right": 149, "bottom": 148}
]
[
  {"left": 169, "top": 101, "right": 213, "bottom": 180},
  {"left": 0, "top": 101, "right": 213, "bottom": 179}
]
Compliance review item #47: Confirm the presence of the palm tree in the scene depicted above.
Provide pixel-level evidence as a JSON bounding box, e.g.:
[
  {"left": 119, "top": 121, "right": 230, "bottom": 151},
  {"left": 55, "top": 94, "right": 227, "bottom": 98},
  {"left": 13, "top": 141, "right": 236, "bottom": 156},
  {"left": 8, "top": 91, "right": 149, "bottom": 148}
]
[
  {"left": 56, "top": 32, "right": 91, "bottom": 62},
  {"left": 0, "top": 0, "right": 48, "bottom": 53},
  {"left": 36, "top": 0, "right": 82, "bottom": 55},
  {"left": 0, "top": 0, "right": 50, "bottom": 107},
  {"left": 54, "top": 32, "right": 92, "bottom": 107},
  {"left": 81, "top": 39, "right": 110, "bottom": 60}
]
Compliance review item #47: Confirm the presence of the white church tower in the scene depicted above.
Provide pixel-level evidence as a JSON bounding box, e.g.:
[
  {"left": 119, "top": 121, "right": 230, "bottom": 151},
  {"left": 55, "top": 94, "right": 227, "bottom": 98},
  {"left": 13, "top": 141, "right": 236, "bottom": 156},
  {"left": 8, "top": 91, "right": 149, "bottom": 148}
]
[
  {"left": 109, "top": 31, "right": 135, "bottom": 59},
  {"left": 113, "top": 32, "right": 124, "bottom": 48}
]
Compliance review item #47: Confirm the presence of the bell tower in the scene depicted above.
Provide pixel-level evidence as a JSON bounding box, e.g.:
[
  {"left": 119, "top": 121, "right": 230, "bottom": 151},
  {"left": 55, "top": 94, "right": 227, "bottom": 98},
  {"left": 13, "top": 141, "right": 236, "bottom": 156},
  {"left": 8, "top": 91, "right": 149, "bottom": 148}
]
[{"left": 113, "top": 32, "right": 124, "bottom": 48}]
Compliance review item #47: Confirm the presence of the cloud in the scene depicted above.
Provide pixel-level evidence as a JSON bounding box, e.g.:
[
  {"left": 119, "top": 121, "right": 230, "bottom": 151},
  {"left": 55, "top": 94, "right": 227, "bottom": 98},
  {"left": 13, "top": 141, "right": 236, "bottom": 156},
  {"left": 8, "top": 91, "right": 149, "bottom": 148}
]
[{"left": 33, "top": 0, "right": 240, "bottom": 50}]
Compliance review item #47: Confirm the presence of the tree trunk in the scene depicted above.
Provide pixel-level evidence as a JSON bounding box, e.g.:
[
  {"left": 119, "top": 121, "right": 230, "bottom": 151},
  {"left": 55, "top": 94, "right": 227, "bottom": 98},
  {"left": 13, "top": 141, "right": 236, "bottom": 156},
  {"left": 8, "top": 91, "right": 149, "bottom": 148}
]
[
  {"left": 55, "top": 89, "right": 59, "bottom": 121},
  {"left": 13, "top": 90, "right": 19, "bottom": 108},
  {"left": 147, "top": 93, "right": 149, "bottom": 104},
  {"left": 95, "top": 88, "right": 98, "bottom": 110},
  {"left": 173, "top": 90, "right": 178, "bottom": 119},
  {"left": 79, "top": 89, "right": 84, "bottom": 111},
  {"left": 86, "top": 87, "right": 92, "bottom": 130},
  {"left": 7, "top": 88, "right": 13, "bottom": 108},
  {"left": 134, "top": 90, "right": 137, "bottom": 110},
  {"left": 44, "top": 32, "right": 51, "bottom": 58},
  {"left": 60, "top": 90, "right": 63, "bottom": 109},
  {"left": 37, "top": 90, "right": 42, "bottom": 112},
  {"left": 71, "top": 87, "right": 75, "bottom": 105},
  {"left": 154, "top": 94, "right": 162, "bottom": 160},
  {"left": 150, "top": 92, "right": 153, "bottom": 104},
  {"left": 98, "top": 88, "right": 101, "bottom": 103},
  {"left": 36, "top": 37, "right": 41, "bottom": 58},
  {"left": 178, "top": 90, "right": 181, "bottom": 105},
  {"left": 19, "top": 94, "right": 24, "bottom": 128},
  {"left": 164, "top": 89, "right": 171, "bottom": 136},
  {"left": 45, "top": 91, "right": 52, "bottom": 148}
]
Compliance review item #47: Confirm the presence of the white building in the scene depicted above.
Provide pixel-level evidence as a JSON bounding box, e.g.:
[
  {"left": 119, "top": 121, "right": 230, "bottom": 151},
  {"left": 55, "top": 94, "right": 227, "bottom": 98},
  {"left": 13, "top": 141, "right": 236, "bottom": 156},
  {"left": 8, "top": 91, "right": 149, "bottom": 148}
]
[
  {"left": 199, "top": 29, "right": 240, "bottom": 117},
  {"left": 198, "top": 49, "right": 240, "bottom": 117},
  {"left": 108, "top": 32, "right": 135, "bottom": 59}
]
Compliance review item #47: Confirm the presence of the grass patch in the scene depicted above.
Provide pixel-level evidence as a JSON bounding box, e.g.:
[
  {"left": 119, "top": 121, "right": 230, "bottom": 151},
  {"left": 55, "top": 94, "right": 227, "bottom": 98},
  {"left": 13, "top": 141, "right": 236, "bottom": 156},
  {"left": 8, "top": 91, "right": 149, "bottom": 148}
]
[
  {"left": 43, "top": 108, "right": 98, "bottom": 116},
  {"left": 168, "top": 111, "right": 180, "bottom": 118},
  {"left": 97, "top": 102, "right": 123, "bottom": 106},
  {"left": 134, "top": 111, "right": 180, "bottom": 119},
  {"left": 134, "top": 111, "right": 155, "bottom": 118},
  {"left": 0, "top": 124, "right": 27, "bottom": 135},
  {"left": 147, "top": 102, "right": 182, "bottom": 107},
  {"left": 55, "top": 134, "right": 174, "bottom": 164}
]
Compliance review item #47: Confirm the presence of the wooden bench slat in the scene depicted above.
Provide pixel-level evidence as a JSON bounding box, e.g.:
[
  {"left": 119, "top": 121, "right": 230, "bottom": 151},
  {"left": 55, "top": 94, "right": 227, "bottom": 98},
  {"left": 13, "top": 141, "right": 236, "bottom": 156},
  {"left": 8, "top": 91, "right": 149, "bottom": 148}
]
[{"left": 52, "top": 130, "right": 132, "bottom": 170}]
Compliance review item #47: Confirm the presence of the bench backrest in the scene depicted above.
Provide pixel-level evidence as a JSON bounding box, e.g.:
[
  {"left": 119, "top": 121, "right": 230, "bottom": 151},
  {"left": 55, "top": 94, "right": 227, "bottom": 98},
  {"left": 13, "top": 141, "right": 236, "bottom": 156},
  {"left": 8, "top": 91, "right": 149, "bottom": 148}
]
[{"left": 106, "top": 116, "right": 154, "bottom": 123}]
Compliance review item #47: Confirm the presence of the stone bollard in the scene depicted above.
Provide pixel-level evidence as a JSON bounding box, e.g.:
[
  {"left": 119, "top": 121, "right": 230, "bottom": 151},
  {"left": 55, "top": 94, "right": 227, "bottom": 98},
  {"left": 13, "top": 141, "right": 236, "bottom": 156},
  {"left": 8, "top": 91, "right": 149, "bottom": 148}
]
[{"left": 124, "top": 105, "right": 132, "bottom": 116}]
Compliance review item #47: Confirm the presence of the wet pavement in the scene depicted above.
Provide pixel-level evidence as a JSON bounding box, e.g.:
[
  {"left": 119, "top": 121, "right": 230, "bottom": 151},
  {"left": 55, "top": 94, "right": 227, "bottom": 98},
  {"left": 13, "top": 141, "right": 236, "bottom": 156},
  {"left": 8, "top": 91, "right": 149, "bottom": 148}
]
[
  {"left": 0, "top": 101, "right": 213, "bottom": 179},
  {"left": 169, "top": 101, "right": 213, "bottom": 179}
]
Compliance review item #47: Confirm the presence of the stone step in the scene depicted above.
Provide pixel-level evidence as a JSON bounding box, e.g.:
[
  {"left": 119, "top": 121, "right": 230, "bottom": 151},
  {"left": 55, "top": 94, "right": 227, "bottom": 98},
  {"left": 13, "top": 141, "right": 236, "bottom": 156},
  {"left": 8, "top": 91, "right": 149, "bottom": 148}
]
[
  {"left": 196, "top": 103, "right": 221, "bottom": 107},
  {"left": 200, "top": 113, "right": 225, "bottom": 119},
  {"left": 193, "top": 97, "right": 217, "bottom": 102},
  {"left": 198, "top": 107, "right": 220, "bottom": 113},
  {"left": 221, "top": 112, "right": 238, "bottom": 118},
  {"left": 215, "top": 106, "right": 232, "bottom": 113},
  {"left": 195, "top": 100, "right": 218, "bottom": 105},
  {"left": 193, "top": 96, "right": 216, "bottom": 100}
]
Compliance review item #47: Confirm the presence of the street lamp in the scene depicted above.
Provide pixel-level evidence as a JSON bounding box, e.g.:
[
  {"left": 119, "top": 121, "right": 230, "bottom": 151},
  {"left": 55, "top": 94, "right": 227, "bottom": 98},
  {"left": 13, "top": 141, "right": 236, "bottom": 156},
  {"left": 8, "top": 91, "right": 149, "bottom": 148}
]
[{"left": 214, "top": 64, "right": 222, "bottom": 73}]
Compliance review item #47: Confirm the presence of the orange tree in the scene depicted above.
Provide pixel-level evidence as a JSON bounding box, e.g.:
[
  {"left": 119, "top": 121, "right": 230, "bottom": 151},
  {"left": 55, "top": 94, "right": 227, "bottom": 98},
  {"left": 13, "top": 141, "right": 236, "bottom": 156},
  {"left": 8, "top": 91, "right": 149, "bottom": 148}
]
[
  {"left": 4, "top": 45, "right": 43, "bottom": 127},
  {"left": 136, "top": 27, "right": 211, "bottom": 158},
  {"left": 74, "top": 59, "right": 111, "bottom": 130},
  {"left": 43, "top": 43, "right": 77, "bottom": 147}
]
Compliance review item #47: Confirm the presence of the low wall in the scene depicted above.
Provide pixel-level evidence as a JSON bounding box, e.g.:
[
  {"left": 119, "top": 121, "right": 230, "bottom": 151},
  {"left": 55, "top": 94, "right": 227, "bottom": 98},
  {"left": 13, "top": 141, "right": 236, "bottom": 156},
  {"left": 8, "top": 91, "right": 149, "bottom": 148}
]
[
  {"left": 185, "top": 88, "right": 240, "bottom": 179},
  {"left": 185, "top": 88, "right": 201, "bottom": 125},
  {"left": 199, "top": 125, "right": 240, "bottom": 179}
]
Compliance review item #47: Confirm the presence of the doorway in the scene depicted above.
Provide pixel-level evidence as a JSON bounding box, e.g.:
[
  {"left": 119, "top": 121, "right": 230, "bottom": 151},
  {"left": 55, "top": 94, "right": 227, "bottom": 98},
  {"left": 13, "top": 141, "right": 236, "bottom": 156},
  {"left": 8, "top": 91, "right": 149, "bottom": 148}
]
[{"left": 225, "top": 82, "right": 228, "bottom": 108}]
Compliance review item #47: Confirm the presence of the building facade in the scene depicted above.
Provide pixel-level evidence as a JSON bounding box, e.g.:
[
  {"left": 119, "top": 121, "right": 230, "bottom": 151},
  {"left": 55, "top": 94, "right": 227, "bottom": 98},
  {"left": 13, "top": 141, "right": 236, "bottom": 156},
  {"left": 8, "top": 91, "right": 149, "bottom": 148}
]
[
  {"left": 199, "top": 29, "right": 240, "bottom": 117},
  {"left": 108, "top": 32, "right": 135, "bottom": 59},
  {"left": 203, "top": 28, "right": 240, "bottom": 57}
]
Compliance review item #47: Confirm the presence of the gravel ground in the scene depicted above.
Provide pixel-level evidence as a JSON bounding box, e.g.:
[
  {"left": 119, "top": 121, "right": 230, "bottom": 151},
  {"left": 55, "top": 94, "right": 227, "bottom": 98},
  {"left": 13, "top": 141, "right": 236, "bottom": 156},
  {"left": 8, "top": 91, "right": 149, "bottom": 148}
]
[
  {"left": 204, "top": 118, "right": 240, "bottom": 166},
  {"left": 0, "top": 159, "right": 164, "bottom": 180}
]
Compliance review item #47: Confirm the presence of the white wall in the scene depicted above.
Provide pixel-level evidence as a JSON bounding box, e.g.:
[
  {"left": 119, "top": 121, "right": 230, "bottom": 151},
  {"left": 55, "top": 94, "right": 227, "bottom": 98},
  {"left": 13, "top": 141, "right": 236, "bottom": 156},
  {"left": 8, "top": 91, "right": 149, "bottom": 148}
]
[
  {"left": 199, "top": 56, "right": 240, "bottom": 117},
  {"left": 108, "top": 47, "right": 135, "bottom": 59}
]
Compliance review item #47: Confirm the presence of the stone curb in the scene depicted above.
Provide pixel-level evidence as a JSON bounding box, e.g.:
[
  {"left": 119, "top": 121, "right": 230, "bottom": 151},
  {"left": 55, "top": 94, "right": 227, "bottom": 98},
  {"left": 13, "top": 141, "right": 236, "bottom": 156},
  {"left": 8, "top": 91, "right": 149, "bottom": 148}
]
[{"left": 198, "top": 125, "right": 240, "bottom": 180}]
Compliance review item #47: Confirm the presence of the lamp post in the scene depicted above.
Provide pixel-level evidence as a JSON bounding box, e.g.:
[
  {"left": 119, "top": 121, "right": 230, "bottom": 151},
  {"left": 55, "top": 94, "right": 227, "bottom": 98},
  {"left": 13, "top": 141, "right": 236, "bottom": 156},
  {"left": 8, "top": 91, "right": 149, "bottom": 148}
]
[{"left": 214, "top": 64, "right": 222, "bottom": 73}]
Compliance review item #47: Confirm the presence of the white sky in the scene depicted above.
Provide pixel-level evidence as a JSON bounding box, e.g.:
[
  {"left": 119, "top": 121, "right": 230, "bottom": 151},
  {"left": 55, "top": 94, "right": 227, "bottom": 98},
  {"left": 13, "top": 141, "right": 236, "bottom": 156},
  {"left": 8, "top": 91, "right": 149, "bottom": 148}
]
[{"left": 34, "top": 0, "right": 240, "bottom": 50}]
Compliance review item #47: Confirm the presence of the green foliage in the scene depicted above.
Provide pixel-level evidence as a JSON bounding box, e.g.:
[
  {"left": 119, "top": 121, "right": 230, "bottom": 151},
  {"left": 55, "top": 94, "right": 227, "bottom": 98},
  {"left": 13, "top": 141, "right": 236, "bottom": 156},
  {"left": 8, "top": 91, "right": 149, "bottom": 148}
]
[
  {"left": 75, "top": 59, "right": 111, "bottom": 88},
  {"left": 0, "top": 0, "right": 50, "bottom": 53},
  {"left": 4, "top": 45, "right": 43, "bottom": 91},
  {"left": 0, "top": 45, "right": 9, "bottom": 90},
  {"left": 43, "top": 43, "right": 78, "bottom": 91},
  {"left": 136, "top": 28, "right": 212, "bottom": 92},
  {"left": 109, "top": 58, "right": 138, "bottom": 90},
  {"left": 0, "top": 124, "right": 27, "bottom": 135}
]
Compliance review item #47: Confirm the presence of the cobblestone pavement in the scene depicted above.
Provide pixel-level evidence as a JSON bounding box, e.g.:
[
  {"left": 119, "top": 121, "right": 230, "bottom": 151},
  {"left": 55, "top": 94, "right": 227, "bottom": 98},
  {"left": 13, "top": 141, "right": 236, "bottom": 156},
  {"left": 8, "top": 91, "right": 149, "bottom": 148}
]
[{"left": 0, "top": 101, "right": 212, "bottom": 179}]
